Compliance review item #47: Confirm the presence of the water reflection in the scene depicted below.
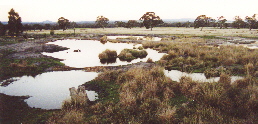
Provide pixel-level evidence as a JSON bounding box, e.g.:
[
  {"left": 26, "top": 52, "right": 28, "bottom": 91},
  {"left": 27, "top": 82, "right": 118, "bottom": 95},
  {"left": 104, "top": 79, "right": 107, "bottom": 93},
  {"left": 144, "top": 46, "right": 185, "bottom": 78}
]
[
  {"left": 43, "top": 40, "right": 165, "bottom": 68},
  {"left": 0, "top": 70, "right": 98, "bottom": 109},
  {"left": 107, "top": 35, "right": 162, "bottom": 41},
  {"left": 164, "top": 70, "right": 242, "bottom": 83}
]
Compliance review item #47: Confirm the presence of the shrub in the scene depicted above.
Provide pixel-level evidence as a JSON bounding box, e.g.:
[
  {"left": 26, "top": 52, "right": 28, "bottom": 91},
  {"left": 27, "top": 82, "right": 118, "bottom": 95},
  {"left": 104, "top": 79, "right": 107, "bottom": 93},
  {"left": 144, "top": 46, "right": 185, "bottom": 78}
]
[{"left": 50, "top": 30, "right": 54, "bottom": 35}]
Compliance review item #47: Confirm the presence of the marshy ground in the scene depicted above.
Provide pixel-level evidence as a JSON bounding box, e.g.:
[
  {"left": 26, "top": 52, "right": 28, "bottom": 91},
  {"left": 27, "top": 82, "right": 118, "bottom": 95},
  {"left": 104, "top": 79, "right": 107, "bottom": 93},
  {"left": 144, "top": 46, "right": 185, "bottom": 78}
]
[{"left": 0, "top": 27, "right": 258, "bottom": 123}]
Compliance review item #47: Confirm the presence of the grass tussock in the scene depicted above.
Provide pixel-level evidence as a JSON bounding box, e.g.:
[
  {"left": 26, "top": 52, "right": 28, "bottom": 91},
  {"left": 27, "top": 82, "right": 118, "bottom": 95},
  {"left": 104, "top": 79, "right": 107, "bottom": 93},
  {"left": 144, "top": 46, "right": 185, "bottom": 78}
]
[
  {"left": 98, "top": 49, "right": 117, "bottom": 60},
  {"left": 116, "top": 36, "right": 138, "bottom": 40},
  {"left": 143, "top": 39, "right": 258, "bottom": 77},
  {"left": 118, "top": 49, "right": 148, "bottom": 61},
  {"left": 48, "top": 65, "right": 258, "bottom": 123},
  {"left": 100, "top": 35, "right": 107, "bottom": 44}
]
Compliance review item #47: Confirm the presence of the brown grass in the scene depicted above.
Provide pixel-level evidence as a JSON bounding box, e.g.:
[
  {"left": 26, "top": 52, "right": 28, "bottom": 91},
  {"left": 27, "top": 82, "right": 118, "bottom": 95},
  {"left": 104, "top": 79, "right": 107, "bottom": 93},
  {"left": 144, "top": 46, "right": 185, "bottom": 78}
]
[{"left": 27, "top": 27, "right": 258, "bottom": 37}]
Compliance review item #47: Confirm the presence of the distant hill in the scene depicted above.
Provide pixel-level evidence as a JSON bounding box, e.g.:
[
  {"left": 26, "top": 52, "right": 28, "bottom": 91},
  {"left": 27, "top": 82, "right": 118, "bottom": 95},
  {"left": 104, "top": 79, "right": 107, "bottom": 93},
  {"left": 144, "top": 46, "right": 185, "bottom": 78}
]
[{"left": 163, "top": 18, "right": 195, "bottom": 22}]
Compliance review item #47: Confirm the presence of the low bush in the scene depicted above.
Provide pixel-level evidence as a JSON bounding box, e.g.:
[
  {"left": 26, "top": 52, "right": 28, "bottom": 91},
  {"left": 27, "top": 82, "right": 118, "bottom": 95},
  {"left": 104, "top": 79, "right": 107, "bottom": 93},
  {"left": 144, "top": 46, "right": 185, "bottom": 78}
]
[{"left": 50, "top": 30, "right": 54, "bottom": 36}]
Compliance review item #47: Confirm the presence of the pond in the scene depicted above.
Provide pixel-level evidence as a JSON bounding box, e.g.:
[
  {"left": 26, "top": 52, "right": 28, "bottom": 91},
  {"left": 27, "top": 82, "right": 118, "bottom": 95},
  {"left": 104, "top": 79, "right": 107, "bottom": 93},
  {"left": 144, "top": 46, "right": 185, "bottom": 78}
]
[
  {"left": 0, "top": 69, "right": 243, "bottom": 110},
  {"left": 1, "top": 39, "right": 244, "bottom": 110},
  {"left": 0, "top": 70, "right": 98, "bottom": 109},
  {"left": 164, "top": 70, "right": 242, "bottom": 83},
  {"left": 42, "top": 39, "right": 165, "bottom": 68},
  {"left": 107, "top": 35, "right": 162, "bottom": 41}
]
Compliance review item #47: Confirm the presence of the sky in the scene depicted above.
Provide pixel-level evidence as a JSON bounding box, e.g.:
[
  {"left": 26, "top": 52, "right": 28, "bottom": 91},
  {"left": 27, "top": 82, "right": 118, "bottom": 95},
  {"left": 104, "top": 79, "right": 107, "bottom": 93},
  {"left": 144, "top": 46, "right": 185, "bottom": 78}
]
[{"left": 0, "top": 0, "right": 257, "bottom": 22}]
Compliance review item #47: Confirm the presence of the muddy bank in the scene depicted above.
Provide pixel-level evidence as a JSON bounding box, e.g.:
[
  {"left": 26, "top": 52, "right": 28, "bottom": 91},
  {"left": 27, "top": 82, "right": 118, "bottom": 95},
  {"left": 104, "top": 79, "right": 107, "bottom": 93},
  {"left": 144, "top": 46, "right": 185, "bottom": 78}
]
[{"left": 0, "top": 93, "right": 57, "bottom": 124}]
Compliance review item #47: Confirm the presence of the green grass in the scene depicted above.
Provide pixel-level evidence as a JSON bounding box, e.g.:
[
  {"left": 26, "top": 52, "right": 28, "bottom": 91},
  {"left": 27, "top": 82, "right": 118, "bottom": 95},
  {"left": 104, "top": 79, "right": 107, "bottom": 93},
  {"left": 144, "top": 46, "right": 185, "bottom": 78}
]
[
  {"left": 198, "top": 35, "right": 226, "bottom": 39},
  {"left": 0, "top": 57, "right": 64, "bottom": 82}
]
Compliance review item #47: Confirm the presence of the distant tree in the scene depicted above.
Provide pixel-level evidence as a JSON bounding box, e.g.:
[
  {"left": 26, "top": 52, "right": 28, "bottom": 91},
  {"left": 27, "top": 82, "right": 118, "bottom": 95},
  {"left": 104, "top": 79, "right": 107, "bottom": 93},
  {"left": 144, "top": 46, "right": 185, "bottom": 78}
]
[
  {"left": 114, "top": 21, "right": 126, "bottom": 28},
  {"left": 176, "top": 22, "right": 181, "bottom": 28},
  {"left": 44, "top": 24, "right": 51, "bottom": 30},
  {"left": 139, "top": 12, "right": 163, "bottom": 31},
  {"left": 232, "top": 16, "right": 245, "bottom": 29},
  {"left": 95, "top": 16, "right": 109, "bottom": 29},
  {"left": 0, "top": 22, "right": 7, "bottom": 36},
  {"left": 126, "top": 20, "right": 138, "bottom": 29},
  {"left": 217, "top": 16, "right": 227, "bottom": 29},
  {"left": 194, "top": 15, "right": 212, "bottom": 31},
  {"left": 8, "top": 8, "right": 23, "bottom": 36},
  {"left": 245, "top": 14, "right": 257, "bottom": 30},
  {"left": 184, "top": 21, "right": 191, "bottom": 28},
  {"left": 32, "top": 24, "right": 43, "bottom": 31},
  {"left": 58, "top": 17, "right": 70, "bottom": 31}
]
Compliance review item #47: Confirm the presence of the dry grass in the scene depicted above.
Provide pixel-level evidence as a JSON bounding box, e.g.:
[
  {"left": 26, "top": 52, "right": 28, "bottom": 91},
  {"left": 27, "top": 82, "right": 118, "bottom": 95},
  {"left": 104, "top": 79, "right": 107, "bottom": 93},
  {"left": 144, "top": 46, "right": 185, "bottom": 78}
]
[
  {"left": 26, "top": 27, "right": 258, "bottom": 37},
  {"left": 142, "top": 40, "right": 258, "bottom": 76},
  {"left": 47, "top": 109, "right": 84, "bottom": 124},
  {"left": 98, "top": 49, "right": 117, "bottom": 60},
  {"left": 48, "top": 65, "right": 258, "bottom": 123}
]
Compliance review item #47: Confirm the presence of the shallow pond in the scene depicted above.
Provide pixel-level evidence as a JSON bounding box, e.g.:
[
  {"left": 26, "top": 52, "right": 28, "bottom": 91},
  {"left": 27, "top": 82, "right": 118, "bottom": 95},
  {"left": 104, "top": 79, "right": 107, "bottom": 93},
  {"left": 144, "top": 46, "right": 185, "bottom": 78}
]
[
  {"left": 0, "top": 69, "right": 243, "bottom": 109},
  {"left": 0, "top": 70, "right": 98, "bottom": 109},
  {"left": 164, "top": 70, "right": 242, "bottom": 83},
  {"left": 43, "top": 39, "right": 165, "bottom": 68},
  {"left": 107, "top": 35, "right": 162, "bottom": 41}
]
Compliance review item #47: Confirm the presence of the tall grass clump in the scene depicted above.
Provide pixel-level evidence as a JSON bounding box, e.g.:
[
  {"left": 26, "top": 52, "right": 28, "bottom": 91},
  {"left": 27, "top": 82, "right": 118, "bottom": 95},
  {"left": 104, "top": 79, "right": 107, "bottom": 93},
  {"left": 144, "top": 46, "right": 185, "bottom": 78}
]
[
  {"left": 118, "top": 49, "right": 148, "bottom": 61},
  {"left": 176, "top": 73, "right": 258, "bottom": 123},
  {"left": 100, "top": 35, "right": 107, "bottom": 44},
  {"left": 48, "top": 64, "right": 258, "bottom": 123},
  {"left": 98, "top": 49, "right": 117, "bottom": 60},
  {"left": 143, "top": 39, "right": 258, "bottom": 77}
]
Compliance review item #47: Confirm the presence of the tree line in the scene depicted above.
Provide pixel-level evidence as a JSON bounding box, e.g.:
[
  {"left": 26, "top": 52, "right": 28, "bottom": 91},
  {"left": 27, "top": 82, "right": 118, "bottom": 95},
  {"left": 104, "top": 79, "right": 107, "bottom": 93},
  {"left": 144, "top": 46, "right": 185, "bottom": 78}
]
[{"left": 1, "top": 8, "right": 258, "bottom": 37}]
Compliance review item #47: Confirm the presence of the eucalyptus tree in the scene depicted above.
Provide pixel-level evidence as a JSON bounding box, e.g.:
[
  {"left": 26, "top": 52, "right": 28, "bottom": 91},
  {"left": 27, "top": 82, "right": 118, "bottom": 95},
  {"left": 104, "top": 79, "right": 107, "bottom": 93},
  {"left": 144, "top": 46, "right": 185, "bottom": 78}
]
[
  {"left": 0, "top": 22, "right": 7, "bottom": 36},
  {"left": 232, "top": 16, "right": 245, "bottom": 29},
  {"left": 96, "top": 16, "right": 109, "bottom": 29},
  {"left": 58, "top": 17, "right": 70, "bottom": 31},
  {"left": 126, "top": 20, "right": 138, "bottom": 29},
  {"left": 139, "top": 12, "right": 163, "bottom": 31},
  {"left": 217, "top": 16, "right": 227, "bottom": 29},
  {"left": 194, "top": 15, "right": 212, "bottom": 31},
  {"left": 245, "top": 14, "right": 257, "bottom": 30},
  {"left": 8, "top": 8, "right": 23, "bottom": 36}
]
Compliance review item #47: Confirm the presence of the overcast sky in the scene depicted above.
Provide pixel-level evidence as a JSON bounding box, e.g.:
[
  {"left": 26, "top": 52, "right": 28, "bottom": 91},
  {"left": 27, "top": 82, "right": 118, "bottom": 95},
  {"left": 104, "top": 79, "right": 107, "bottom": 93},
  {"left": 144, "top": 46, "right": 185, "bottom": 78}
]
[{"left": 0, "top": 0, "right": 257, "bottom": 22}]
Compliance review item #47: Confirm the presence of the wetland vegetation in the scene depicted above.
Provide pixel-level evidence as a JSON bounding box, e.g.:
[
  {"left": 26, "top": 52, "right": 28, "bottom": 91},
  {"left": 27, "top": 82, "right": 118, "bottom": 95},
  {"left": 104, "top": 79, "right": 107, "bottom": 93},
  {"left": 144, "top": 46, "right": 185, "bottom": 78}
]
[{"left": 1, "top": 4, "right": 258, "bottom": 124}]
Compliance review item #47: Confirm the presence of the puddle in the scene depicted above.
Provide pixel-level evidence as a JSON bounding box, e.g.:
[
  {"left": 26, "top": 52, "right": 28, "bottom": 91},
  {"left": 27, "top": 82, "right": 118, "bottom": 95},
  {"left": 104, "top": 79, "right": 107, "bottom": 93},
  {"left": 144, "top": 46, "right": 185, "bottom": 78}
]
[
  {"left": 164, "top": 70, "right": 242, "bottom": 83},
  {"left": 0, "top": 70, "right": 98, "bottom": 109},
  {"left": 42, "top": 39, "right": 165, "bottom": 68}
]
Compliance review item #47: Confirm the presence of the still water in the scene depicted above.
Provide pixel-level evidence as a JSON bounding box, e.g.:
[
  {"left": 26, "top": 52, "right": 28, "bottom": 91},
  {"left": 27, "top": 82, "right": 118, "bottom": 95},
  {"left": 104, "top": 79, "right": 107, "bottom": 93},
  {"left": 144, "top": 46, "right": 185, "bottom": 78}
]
[
  {"left": 107, "top": 35, "right": 162, "bottom": 41},
  {"left": 1, "top": 39, "right": 243, "bottom": 109},
  {"left": 164, "top": 70, "right": 242, "bottom": 83},
  {"left": 0, "top": 70, "right": 98, "bottom": 109},
  {"left": 43, "top": 39, "right": 165, "bottom": 68}
]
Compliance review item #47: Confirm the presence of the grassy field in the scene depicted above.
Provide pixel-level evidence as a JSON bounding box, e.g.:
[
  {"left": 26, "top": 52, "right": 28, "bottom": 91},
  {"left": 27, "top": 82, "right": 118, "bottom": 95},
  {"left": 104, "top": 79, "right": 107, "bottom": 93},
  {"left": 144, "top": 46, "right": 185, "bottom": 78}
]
[{"left": 26, "top": 27, "right": 258, "bottom": 37}]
